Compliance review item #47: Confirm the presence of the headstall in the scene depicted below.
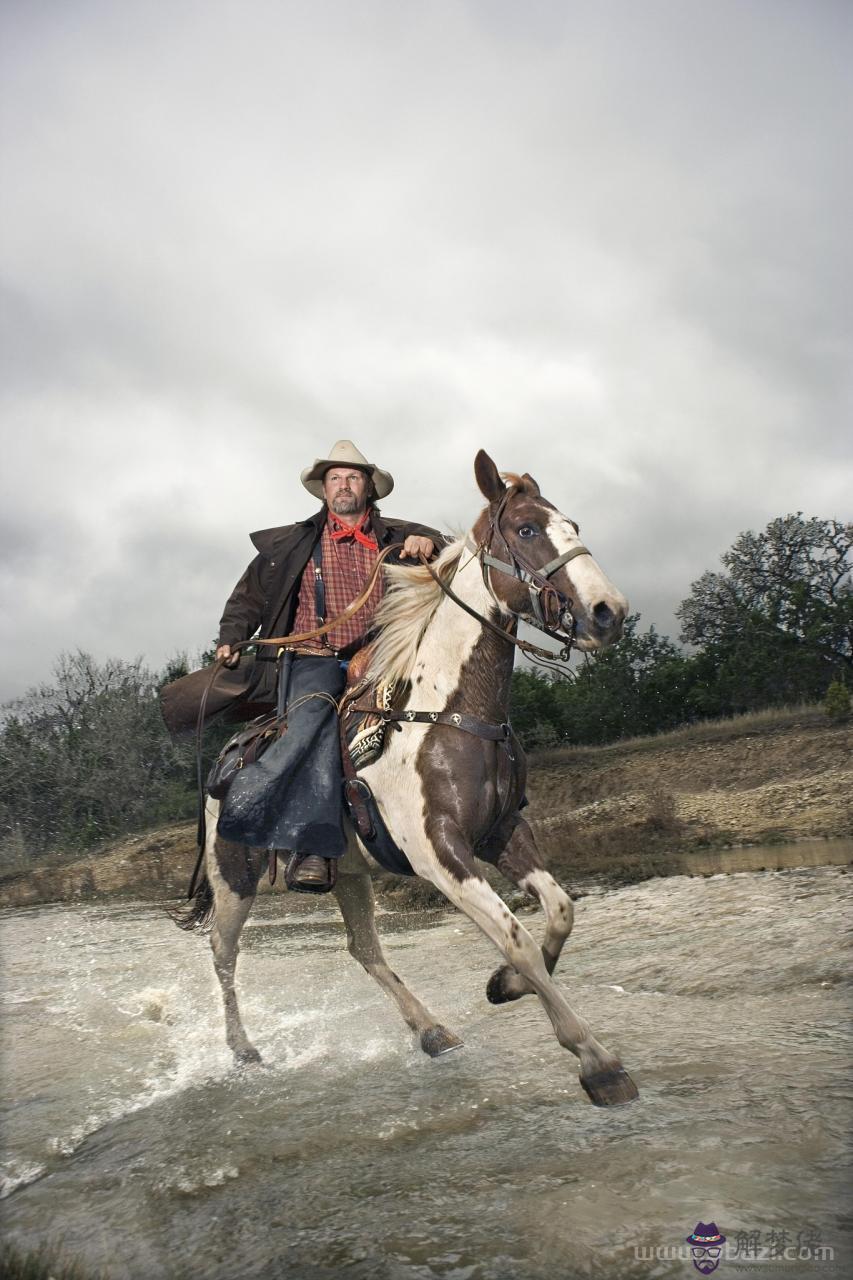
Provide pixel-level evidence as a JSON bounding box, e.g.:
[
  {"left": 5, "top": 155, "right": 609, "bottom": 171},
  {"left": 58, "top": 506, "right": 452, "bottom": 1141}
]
[{"left": 468, "top": 489, "right": 592, "bottom": 651}]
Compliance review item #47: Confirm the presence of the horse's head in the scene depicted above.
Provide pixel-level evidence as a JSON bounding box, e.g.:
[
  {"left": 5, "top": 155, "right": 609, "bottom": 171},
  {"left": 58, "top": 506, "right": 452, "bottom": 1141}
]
[{"left": 471, "top": 449, "right": 628, "bottom": 652}]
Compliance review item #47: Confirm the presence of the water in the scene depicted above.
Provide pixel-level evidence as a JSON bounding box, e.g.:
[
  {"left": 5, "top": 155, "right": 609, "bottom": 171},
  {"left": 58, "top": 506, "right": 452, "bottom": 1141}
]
[
  {"left": 679, "top": 836, "right": 853, "bottom": 876},
  {"left": 1, "top": 864, "right": 850, "bottom": 1279}
]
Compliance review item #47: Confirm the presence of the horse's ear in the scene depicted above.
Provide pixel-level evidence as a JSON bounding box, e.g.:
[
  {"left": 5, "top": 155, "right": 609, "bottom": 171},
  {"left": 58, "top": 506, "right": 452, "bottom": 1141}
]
[
  {"left": 474, "top": 450, "right": 505, "bottom": 503},
  {"left": 521, "top": 472, "right": 541, "bottom": 496}
]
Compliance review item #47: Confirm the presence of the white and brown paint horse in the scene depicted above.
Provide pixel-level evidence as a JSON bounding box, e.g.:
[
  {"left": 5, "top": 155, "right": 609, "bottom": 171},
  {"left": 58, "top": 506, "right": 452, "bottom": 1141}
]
[{"left": 183, "top": 451, "right": 638, "bottom": 1107}]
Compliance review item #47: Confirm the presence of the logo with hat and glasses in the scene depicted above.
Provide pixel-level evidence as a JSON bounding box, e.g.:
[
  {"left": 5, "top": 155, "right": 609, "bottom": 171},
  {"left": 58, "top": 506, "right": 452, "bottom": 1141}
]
[{"left": 686, "top": 1222, "right": 727, "bottom": 1274}]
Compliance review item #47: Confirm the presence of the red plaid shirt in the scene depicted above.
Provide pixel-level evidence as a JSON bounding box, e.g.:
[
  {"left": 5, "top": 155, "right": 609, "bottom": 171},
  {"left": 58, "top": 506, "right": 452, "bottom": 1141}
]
[{"left": 291, "top": 509, "right": 386, "bottom": 654}]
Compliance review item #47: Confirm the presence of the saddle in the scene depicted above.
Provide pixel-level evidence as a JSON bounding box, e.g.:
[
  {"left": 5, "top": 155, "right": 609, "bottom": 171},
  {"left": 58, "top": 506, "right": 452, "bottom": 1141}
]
[
  {"left": 339, "top": 646, "right": 402, "bottom": 771},
  {"left": 204, "top": 646, "right": 399, "bottom": 806}
]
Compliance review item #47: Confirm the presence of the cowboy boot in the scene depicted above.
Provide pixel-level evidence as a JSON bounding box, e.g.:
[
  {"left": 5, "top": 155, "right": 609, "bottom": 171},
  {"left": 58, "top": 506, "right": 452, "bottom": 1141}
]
[{"left": 284, "top": 852, "right": 338, "bottom": 894}]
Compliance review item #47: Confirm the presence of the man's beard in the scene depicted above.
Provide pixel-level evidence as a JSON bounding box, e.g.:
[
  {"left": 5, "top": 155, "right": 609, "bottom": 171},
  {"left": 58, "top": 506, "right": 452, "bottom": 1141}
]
[{"left": 330, "top": 492, "right": 365, "bottom": 517}]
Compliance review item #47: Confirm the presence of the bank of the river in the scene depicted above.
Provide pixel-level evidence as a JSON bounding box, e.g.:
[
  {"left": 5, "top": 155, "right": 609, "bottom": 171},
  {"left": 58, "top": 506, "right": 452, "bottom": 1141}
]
[
  {"left": 527, "top": 705, "right": 852, "bottom": 885},
  {"left": 1, "top": 707, "right": 849, "bottom": 911}
]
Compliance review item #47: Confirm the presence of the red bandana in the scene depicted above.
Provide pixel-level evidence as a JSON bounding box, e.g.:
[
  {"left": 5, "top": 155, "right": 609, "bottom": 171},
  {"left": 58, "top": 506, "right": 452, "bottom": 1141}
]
[{"left": 328, "top": 508, "right": 379, "bottom": 550}]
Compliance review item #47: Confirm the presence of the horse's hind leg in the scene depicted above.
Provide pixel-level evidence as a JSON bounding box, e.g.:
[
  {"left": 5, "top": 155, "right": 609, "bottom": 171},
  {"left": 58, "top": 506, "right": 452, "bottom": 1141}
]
[
  {"left": 333, "top": 868, "right": 463, "bottom": 1057},
  {"left": 205, "top": 800, "right": 266, "bottom": 1064},
  {"left": 482, "top": 816, "right": 574, "bottom": 1004}
]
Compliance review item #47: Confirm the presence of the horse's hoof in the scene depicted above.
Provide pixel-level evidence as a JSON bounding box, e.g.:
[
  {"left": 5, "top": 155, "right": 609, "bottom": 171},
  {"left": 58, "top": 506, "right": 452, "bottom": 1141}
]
[
  {"left": 486, "top": 964, "right": 525, "bottom": 1004},
  {"left": 580, "top": 1066, "right": 639, "bottom": 1107},
  {"left": 420, "top": 1025, "right": 464, "bottom": 1058},
  {"left": 235, "top": 1046, "right": 262, "bottom": 1066}
]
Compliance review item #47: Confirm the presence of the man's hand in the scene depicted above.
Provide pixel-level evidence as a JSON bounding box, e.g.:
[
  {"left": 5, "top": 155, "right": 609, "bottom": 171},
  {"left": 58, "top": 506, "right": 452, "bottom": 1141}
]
[
  {"left": 399, "top": 536, "right": 435, "bottom": 561},
  {"left": 215, "top": 644, "right": 240, "bottom": 668}
]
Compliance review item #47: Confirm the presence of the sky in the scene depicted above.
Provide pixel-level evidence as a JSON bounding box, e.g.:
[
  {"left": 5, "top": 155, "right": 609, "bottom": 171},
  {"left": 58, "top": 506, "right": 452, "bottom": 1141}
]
[{"left": 1, "top": 0, "right": 851, "bottom": 704}]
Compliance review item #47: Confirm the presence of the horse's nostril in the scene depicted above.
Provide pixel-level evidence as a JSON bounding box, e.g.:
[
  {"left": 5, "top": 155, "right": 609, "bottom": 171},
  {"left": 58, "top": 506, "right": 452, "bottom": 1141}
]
[{"left": 593, "top": 602, "right": 615, "bottom": 628}]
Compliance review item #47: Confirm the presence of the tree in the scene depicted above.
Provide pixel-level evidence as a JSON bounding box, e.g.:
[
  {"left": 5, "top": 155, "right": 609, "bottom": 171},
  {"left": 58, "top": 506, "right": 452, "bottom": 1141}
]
[
  {"left": 510, "top": 616, "right": 699, "bottom": 747},
  {"left": 678, "top": 514, "right": 852, "bottom": 663},
  {"left": 676, "top": 514, "right": 852, "bottom": 709},
  {"left": 0, "top": 652, "right": 197, "bottom": 868},
  {"left": 508, "top": 667, "right": 571, "bottom": 749}
]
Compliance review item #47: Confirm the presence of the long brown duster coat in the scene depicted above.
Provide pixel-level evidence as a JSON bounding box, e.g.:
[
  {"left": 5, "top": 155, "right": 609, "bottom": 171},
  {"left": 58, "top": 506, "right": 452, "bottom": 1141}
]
[{"left": 159, "top": 506, "right": 442, "bottom": 737}]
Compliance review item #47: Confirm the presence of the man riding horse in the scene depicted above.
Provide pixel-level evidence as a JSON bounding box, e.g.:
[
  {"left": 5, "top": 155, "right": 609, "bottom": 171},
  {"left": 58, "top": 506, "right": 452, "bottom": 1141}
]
[{"left": 212, "top": 440, "right": 440, "bottom": 893}]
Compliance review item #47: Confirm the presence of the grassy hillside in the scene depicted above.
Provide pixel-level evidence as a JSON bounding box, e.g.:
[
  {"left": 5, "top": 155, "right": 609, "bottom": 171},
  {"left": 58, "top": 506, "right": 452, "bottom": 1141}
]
[{"left": 0, "top": 706, "right": 849, "bottom": 910}]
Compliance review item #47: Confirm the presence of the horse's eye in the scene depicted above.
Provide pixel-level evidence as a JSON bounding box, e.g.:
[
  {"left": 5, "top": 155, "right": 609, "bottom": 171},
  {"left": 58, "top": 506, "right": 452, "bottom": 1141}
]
[{"left": 518, "top": 525, "right": 538, "bottom": 538}]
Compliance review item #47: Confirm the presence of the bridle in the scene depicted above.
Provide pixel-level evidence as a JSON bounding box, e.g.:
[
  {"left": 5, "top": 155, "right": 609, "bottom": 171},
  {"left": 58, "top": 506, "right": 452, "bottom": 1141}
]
[
  {"left": 466, "top": 488, "right": 593, "bottom": 656},
  {"left": 186, "top": 491, "right": 596, "bottom": 898},
  {"left": 189, "top": 501, "right": 591, "bottom": 884},
  {"left": 343, "top": 490, "right": 594, "bottom": 852}
]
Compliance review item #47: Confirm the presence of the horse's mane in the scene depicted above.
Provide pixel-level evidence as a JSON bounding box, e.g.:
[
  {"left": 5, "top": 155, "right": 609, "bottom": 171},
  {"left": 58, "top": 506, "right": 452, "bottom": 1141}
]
[
  {"left": 365, "top": 474, "right": 535, "bottom": 685},
  {"left": 366, "top": 538, "right": 466, "bottom": 686}
]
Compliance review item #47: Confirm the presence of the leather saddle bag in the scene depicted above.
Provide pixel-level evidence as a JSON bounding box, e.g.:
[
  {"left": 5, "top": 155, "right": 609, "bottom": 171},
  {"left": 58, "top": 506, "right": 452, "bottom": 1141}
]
[{"left": 206, "top": 714, "right": 286, "bottom": 800}]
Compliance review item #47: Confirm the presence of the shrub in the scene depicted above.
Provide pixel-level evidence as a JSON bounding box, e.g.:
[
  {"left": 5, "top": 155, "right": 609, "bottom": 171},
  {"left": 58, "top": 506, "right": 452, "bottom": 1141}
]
[{"left": 823, "top": 679, "right": 850, "bottom": 722}]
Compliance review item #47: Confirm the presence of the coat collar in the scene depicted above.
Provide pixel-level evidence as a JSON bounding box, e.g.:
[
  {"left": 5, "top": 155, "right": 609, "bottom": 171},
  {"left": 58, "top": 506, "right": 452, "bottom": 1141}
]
[{"left": 250, "top": 506, "right": 392, "bottom": 556}]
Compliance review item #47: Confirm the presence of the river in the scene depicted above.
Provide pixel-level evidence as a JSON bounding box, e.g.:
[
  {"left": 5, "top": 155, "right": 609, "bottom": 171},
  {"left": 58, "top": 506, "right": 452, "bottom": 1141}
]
[{"left": 1, "top": 859, "right": 850, "bottom": 1279}]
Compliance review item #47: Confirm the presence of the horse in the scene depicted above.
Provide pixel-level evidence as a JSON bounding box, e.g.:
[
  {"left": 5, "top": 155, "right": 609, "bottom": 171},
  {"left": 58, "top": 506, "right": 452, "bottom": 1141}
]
[{"left": 179, "top": 449, "right": 639, "bottom": 1107}]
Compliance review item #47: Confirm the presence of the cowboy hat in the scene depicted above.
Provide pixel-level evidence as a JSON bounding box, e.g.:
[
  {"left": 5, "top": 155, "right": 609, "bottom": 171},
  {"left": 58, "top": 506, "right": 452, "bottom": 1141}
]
[{"left": 300, "top": 440, "right": 394, "bottom": 500}]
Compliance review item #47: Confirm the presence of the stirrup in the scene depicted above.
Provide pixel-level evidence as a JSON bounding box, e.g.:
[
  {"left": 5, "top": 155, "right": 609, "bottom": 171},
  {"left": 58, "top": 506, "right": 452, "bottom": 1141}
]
[{"left": 284, "top": 852, "right": 338, "bottom": 895}]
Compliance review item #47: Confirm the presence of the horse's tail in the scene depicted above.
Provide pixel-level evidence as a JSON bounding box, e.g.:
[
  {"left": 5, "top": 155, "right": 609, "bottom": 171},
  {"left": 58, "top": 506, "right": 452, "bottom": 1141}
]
[{"left": 168, "top": 872, "right": 216, "bottom": 932}]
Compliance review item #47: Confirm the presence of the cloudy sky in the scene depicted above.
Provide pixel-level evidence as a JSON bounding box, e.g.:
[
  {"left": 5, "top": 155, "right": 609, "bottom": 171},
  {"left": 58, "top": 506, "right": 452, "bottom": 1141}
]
[{"left": 1, "top": 0, "right": 850, "bottom": 703}]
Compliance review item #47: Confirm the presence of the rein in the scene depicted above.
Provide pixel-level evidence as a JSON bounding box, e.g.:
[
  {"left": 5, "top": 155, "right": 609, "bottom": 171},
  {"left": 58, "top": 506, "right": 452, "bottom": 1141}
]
[
  {"left": 244, "top": 543, "right": 404, "bottom": 653},
  {"left": 189, "top": 504, "right": 589, "bottom": 894},
  {"left": 416, "top": 552, "right": 574, "bottom": 663},
  {"left": 415, "top": 488, "right": 593, "bottom": 667}
]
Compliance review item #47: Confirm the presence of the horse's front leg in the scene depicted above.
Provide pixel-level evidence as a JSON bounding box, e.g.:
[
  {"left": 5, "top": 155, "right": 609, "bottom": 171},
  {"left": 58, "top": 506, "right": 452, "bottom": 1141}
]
[
  {"left": 204, "top": 798, "right": 266, "bottom": 1064},
  {"left": 410, "top": 823, "right": 638, "bottom": 1107},
  {"left": 333, "top": 846, "right": 463, "bottom": 1057},
  {"left": 481, "top": 814, "right": 574, "bottom": 1004}
]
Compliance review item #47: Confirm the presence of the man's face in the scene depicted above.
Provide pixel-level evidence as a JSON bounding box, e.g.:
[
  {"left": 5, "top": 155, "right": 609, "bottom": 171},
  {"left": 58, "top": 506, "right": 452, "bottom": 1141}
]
[{"left": 323, "top": 468, "right": 370, "bottom": 518}]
